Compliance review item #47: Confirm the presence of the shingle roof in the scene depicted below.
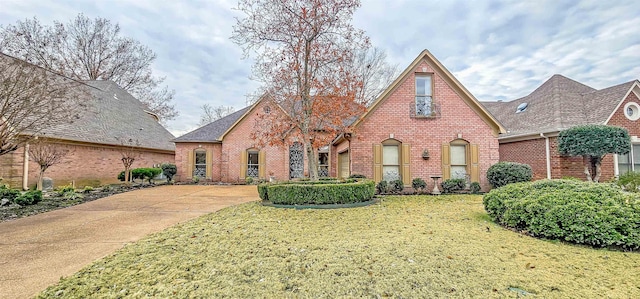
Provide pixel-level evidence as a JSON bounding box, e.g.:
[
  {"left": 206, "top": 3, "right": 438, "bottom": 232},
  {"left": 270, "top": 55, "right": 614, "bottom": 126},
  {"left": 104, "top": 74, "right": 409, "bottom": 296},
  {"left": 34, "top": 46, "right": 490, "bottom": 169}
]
[
  {"left": 173, "top": 106, "right": 251, "bottom": 142},
  {"left": 483, "top": 75, "right": 636, "bottom": 137},
  {"left": 41, "top": 80, "right": 176, "bottom": 151}
]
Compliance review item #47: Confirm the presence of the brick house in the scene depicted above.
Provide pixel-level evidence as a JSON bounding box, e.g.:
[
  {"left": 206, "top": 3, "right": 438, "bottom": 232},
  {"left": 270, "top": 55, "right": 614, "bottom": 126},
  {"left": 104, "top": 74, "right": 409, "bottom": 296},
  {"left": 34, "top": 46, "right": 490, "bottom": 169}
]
[
  {"left": 484, "top": 75, "right": 640, "bottom": 181},
  {"left": 0, "top": 55, "right": 176, "bottom": 189},
  {"left": 174, "top": 50, "right": 505, "bottom": 190}
]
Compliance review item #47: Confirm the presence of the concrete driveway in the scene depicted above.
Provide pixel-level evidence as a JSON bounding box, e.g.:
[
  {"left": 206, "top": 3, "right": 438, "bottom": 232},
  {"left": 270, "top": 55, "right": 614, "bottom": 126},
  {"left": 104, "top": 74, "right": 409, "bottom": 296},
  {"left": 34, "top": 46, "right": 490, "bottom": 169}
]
[{"left": 0, "top": 185, "right": 258, "bottom": 299}]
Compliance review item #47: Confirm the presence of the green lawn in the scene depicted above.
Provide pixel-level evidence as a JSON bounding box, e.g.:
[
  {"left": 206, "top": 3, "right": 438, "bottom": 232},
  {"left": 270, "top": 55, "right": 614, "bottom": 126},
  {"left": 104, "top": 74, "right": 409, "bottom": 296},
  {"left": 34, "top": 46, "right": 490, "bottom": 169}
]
[{"left": 39, "top": 195, "right": 640, "bottom": 298}]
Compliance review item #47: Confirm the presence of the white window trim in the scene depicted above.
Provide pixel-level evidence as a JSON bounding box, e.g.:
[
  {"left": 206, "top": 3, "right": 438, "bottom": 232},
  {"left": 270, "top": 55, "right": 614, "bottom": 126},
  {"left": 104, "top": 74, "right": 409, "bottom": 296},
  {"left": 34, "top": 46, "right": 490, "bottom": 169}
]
[
  {"left": 623, "top": 102, "right": 640, "bottom": 121},
  {"left": 616, "top": 142, "right": 640, "bottom": 176}
]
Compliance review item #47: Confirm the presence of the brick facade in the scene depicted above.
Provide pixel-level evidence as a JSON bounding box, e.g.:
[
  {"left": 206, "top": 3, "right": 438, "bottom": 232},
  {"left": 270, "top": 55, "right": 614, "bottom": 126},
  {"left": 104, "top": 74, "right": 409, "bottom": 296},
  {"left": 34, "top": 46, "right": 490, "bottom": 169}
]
[
  {"left": 343, "top": 60, "right": 499, "bottom": 190},
  {"left": 0, "top": 141, "right": 174, "bottom": 189},
  {"left": 499, "top": 90, "right": 639, "bottom": 182},
  {"left": 173, "top": 51, "right": 502, "bottom": 188}
]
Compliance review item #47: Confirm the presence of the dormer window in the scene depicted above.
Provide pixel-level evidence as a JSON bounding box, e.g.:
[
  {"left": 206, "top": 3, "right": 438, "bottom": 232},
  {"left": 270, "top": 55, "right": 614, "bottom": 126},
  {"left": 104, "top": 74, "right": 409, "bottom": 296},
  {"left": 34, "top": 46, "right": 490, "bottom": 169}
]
[{"left": 415, "top": 75, "right": 433, "bottom": 116}]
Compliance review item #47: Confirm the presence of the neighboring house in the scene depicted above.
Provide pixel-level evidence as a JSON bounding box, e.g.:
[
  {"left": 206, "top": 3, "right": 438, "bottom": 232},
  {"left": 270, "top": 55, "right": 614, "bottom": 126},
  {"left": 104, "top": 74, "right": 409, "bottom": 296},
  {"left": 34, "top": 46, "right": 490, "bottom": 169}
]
[
  {"left": 0, "top": 55, "right": 176, "bottom": 189},
  {"left": 484, "top": 74, "right": 640, "bottom": 181},
  {"left": 174, "top": 50, "right": 505, "bottom": 190}
]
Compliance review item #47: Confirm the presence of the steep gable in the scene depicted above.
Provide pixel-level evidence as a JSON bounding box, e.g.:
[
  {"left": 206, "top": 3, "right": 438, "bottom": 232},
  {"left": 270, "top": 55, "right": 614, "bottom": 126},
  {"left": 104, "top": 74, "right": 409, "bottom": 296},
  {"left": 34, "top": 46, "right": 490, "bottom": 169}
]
[{"left": 353, "top": 49, "right": 505, "bottom": 136}]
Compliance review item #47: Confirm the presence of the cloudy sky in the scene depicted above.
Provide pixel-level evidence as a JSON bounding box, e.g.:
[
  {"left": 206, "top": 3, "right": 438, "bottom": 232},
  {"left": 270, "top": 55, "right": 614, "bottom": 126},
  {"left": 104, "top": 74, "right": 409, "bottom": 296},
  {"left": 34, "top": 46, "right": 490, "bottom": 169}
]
[{"left": 1, "top": 0, "right": 639, "bottom": 136}]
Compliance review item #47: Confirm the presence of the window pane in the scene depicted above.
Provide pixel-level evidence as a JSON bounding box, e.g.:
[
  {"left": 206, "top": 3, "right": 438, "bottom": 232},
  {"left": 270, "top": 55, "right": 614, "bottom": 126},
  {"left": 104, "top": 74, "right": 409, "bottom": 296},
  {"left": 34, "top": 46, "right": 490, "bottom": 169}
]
[
  {"left": 619, "top": 164, "right": 631, "bottom": 174},
  {"left": 195, "top": 151, "right": 206, "bottom": 164},
  {"left": 619, "top": 153, "right": 630, "bottom": 164},
  {"left": 248, "top": 152, "right": 259, "bottom": 164},
  {"left": 451, "top": 166, "right": 467, "bottom": 179},
  {"left": 450, "top": 145, "right": 466, "bottom": 165},
  {"left": 383, "top": 145, "right": 399, "bottom": 165},
  {"left": 633, "top": 145, "right": 640, "bottom": 165},
  {"left": 415, "top": 76, "right": 431, "bottom": 95},
  {"left": 383, "top": 166, "right": 400, "bottom": 182},
  {"left": 416, "top": 96, "right": 432, "bottom": 116},
  {"left": 319, "top": 153, "right": 329, "bottom": 165}
]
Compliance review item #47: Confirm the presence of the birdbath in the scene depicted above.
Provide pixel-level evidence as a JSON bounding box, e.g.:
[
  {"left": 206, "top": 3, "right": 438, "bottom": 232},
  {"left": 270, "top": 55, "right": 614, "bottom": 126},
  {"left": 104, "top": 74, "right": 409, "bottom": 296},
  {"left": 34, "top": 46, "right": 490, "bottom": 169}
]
[{"left": 430, "top": 175, "right": 442, "bottom": 195}]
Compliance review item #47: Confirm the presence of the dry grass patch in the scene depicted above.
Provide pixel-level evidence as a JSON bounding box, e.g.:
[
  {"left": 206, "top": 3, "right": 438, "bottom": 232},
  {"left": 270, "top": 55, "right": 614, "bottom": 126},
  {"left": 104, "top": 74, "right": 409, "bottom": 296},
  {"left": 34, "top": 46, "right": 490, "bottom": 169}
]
[{"left": 39, "top": 195, "right": 640, "bottom": 298}]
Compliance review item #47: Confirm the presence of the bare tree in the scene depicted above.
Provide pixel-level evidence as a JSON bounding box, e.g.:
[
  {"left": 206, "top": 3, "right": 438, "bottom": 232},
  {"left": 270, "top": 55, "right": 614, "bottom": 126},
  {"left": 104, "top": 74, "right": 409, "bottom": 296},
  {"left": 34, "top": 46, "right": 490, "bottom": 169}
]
[
  {"left": 0, "top": 54, "right": 85, "bottom": 156},
  {"left": 0, "top": 14, "right": 178, "bottom": 121},
  {"left": 352, "top": 47, "right": 399, "bottom": 105},
  {"left": 28, "top": 138, "right": 71, "bottom": 190},
  {"left": 232, "top": 0, "right": 370, "bottom": 180},
  {"left": 116, "top": 137, "right": 140, "bottom": 184},
  {"left": 199, "top": 104, "right": 235, "bottom": 126}
]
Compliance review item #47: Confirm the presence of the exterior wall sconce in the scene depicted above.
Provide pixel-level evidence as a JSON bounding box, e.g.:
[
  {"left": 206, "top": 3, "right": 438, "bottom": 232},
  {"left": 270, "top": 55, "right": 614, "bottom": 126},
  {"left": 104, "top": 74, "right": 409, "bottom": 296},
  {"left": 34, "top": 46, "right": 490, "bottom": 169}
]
[{"left": 422, "top": 149, "right": 430, "bottom": 160}]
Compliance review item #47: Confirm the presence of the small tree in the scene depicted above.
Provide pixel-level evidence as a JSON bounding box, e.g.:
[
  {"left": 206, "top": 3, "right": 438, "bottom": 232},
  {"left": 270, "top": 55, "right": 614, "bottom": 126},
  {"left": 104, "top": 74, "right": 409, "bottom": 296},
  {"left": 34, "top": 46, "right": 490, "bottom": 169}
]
[
  {"left": 161, "top": 163, "right": 177, "bottom": 183},
  {"left": 116, "top": 138, "right": 140, "bottom": 184},
  {"left": 558, "top": 125, "right": 630, "bottom": 182},
  {"left": 28, "top": 138, "right": 71, "bottom": 190}
]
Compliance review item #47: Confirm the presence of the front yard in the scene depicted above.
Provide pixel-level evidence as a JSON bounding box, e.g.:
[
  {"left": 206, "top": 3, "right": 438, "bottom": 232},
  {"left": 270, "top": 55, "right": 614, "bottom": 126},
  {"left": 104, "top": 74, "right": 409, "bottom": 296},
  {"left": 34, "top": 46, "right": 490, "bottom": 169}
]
[{"left": 39, "top": 195, "right": 640, "bottom": 298}]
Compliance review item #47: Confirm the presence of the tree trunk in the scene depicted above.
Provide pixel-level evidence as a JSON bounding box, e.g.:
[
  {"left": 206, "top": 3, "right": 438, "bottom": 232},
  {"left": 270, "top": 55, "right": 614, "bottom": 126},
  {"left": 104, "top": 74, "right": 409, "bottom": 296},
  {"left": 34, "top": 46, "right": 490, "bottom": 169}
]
[
  {"left": 306, "top": 142, "right": 319, "bottom": 181},
  {"left": 592, "top": 156, "right": 603, "bottom": 183},
  {"left": 583, "top": 155, "right": 592, "bottom": 182},
  {"left": 124, "top": 166, "right": 131, "bottom": 185},
  {"left": 37, "top": 170, "right": 44, "bottom": 191}
]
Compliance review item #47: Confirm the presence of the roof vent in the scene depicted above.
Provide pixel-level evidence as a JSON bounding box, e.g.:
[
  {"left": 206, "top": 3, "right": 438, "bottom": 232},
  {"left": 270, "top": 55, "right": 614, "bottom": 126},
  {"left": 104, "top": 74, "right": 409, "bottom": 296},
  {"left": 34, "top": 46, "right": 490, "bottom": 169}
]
[{"left": 516, "top": 102, "right": 528, "bottom": 113}]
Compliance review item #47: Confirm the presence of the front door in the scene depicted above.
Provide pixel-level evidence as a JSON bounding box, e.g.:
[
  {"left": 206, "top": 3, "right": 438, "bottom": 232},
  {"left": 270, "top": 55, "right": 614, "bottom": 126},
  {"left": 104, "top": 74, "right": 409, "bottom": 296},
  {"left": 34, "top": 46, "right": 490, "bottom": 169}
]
[{"left": 289, "top": 142, "right": 304, "bottom": 179}]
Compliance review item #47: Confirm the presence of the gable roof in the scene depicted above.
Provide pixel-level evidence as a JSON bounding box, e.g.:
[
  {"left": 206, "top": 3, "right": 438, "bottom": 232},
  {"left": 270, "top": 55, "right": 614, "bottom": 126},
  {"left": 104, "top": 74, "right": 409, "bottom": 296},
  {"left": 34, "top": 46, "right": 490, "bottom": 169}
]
[
  {"left": 173, "top": 106, "right": 251, "bottom": 142},
  {"left": 41, "top": 80, "right": 176, "bottom": 151},
  {"left": 484, "top": 75, "right": 639, "bottom": 138},
  {"left": 352, "top": 49, "right": 506, "bottom": 136}
]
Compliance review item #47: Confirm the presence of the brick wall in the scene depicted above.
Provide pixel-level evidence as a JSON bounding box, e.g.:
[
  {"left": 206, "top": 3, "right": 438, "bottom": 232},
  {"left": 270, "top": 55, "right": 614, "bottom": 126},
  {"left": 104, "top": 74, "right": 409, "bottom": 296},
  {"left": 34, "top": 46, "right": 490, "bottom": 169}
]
[
  {"left": 0, "top": 141, "right": 174, "bottom": 189},
  {"left": 499, "top": 136, "right": 617, "bottom": 181},
  {"left": 349, "top": 60, "right": 500, "bottom": 190}
]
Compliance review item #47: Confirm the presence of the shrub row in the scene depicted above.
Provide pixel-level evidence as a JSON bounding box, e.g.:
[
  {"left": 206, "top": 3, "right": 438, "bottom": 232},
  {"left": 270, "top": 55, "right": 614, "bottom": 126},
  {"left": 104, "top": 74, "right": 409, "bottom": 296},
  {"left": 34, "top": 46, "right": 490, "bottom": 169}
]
[
  {"left": 487, "top": 162, "right": 532, "bottom": 188},
  {"left": 118, "top": 168, "right": 162, "bottom": 183},
  {"left": 259, "top": 180, "right": 375, "bottom": 205},
  {"left": 1, "top": 185, "right": 42, "bottom": 206},
  {"left": 483, "top": 179, "right": 640, "bottom": 250}
]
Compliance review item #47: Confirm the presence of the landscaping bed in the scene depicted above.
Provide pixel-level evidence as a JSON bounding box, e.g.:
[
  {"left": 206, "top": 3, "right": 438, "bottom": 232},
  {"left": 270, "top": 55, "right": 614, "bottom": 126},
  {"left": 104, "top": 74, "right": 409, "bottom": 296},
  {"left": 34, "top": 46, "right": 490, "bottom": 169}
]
[
  {"left": 0, "top": 184, "right": 161, "bottom": 222},
  {"left": 38, "top": 195, "right": 640, "bottom": 298}
]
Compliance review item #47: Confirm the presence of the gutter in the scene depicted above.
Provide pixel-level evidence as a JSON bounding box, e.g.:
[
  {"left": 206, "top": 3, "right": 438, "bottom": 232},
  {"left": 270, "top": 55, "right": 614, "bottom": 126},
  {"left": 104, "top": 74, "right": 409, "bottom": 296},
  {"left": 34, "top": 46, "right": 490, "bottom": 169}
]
[
  {"left": 23, "top": 143, "right": 29, "bottom": 190},
  {"left": 540, "top": 133, "right": 552, "bottom": 179}
]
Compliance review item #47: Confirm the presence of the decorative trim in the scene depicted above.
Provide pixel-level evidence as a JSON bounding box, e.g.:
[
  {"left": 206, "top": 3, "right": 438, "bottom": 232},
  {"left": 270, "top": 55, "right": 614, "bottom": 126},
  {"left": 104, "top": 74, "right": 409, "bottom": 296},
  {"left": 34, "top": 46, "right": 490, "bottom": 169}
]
[{"left": 623, "top": 102, "right": 640, "bottom": 121}]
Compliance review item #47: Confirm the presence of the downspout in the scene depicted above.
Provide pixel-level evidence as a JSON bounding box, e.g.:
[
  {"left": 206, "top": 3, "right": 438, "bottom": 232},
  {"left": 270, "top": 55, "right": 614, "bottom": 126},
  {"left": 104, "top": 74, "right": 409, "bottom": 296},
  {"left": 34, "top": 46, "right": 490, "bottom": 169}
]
[
  {"left": 540, "top": 133, "right": 551, "bottom": 179},
  {"left": 22, "top": 143, "right": 29, "bottom": 190}
]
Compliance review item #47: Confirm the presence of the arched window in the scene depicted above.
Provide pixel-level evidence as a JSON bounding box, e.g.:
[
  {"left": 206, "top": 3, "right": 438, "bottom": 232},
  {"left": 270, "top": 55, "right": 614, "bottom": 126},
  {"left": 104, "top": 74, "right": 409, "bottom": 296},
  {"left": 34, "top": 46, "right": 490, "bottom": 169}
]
[
  {"left": 449, "top": 139, "right": 469, "bottom": 179},
  {"left": 193, "top": 149, "right": 207, "bottom": 178},
  {"left": 382, "top": 139, "right": 401, "bottom": 182},
  {"left": 247, "top": 149, "right": 259, "bottom": 178},
  {"left": 241, "top": 148, "right": 265, "bottom": 180}
]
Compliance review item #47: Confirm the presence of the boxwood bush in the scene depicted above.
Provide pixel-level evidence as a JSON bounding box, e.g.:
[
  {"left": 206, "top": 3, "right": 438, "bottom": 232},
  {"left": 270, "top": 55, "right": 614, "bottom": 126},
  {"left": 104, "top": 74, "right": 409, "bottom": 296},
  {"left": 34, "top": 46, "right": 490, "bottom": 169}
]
[
  {"left": 262, "top": 180, "right": 375, "bottom": 205},
  {"left": 486, "top": 161, "right": 532, "bottom": 188},
  {"left": 441, "top": 178, "right": 465, "bottom": 193},
  {"left": 483, "top": 179, "right": 640, "bottom": 250}
]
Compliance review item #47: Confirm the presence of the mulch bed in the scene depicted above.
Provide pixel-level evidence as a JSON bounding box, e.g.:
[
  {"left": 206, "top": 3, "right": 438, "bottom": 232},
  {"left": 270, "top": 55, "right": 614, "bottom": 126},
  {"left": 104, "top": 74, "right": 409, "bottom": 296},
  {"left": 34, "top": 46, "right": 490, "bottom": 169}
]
[{"left": 0, "top": 184, "right": 162, "bottom": 223}]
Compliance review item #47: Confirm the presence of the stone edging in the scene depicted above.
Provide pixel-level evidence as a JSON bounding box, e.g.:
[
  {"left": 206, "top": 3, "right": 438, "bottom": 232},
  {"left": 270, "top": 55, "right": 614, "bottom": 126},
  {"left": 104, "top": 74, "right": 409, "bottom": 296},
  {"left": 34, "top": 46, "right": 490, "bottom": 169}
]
[{"left": 261, "top": 198, "right": 380, "bottom": 210}]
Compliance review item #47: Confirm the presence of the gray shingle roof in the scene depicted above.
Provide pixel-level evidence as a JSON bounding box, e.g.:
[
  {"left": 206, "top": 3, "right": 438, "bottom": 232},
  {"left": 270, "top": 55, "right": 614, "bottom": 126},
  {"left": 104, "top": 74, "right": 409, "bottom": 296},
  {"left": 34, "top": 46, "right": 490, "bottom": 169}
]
[
  {"left": 483, "top": 74, "right": 636, "bottom": 137},
  {"left": 41, "top": 80, "right": 175, "bottom": 151},
  {"left": 173, "top": 106, "right": 251, "bottom": 142}
]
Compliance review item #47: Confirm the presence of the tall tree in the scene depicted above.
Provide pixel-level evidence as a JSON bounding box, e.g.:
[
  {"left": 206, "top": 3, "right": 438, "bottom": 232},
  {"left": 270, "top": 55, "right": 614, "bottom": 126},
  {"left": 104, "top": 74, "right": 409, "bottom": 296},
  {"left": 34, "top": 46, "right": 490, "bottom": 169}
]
[
  {"left": 558, "top": 125, "right": 630, "bottom": 182},
  {"left": 232, "top": 0, "right": 370, "bottom": 180},
  {"left": 0, "top": 14, "right": 177, "bottom": 121},
  {"left": 28, "top": 138, "right": 71, "bottom": 190},
  {"left": 351, "top": 47, "right": 399, "bottom": 105},
  {"left": 0, "top": 54, "right": 85, "bottom": 156},
  {"left": 199, "top": 104, "right": 235, "bottom": 126}
]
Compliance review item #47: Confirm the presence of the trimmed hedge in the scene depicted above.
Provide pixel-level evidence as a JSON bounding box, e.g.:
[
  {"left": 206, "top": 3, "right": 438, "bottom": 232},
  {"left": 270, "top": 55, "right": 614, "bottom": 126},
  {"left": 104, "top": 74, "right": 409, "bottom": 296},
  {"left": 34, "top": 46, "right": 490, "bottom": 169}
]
[
  {"left": 118, "top": 168, "right": 162, "bottom": 182},
  {"left": 441, "top": 178, "right": 465, "bottom": 193},
  {"left": 486, "top": 162, "right": 532, "bottom": 188},
  {"left": 483, "top": 179, "right": 640, "bottom": 250},
  {"left": 260, "top": 180, "right": 375, "bottom": 205}
]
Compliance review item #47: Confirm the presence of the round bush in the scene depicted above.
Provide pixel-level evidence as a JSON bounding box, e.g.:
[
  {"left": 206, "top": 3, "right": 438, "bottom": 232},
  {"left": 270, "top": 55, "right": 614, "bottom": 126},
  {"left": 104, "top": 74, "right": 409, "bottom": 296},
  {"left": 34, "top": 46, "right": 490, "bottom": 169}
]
[
  {"left": 263, "top": 180, "right": 375, "bottom": 205},
  {"left": 483, "top": 179, "right": 640, "bottom": 250},
  {"left": 486, "top": 162, "right": 532, "bottom": 188}
]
